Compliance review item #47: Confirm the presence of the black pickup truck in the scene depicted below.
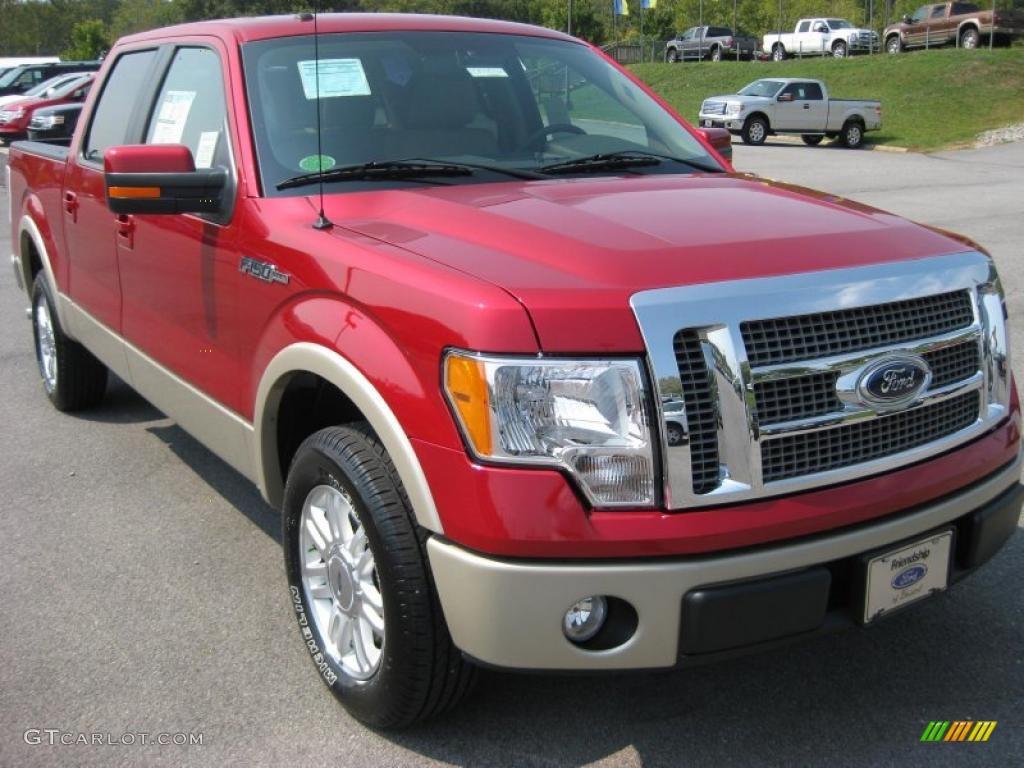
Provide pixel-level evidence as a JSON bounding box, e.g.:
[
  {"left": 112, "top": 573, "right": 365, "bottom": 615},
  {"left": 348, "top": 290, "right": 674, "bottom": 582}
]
[{"left": 665, "top": 26, "right": 758, "bottom": 62}]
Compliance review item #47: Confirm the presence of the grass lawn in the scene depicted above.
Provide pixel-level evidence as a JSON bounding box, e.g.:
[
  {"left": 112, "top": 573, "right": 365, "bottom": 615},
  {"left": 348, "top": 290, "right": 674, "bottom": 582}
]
[{"left": 630, "top": 48, "right": 1024, "bottom": 151}]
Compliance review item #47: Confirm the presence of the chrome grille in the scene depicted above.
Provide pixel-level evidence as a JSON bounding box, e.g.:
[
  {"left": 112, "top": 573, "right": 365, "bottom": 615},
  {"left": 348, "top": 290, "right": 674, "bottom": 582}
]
[
  {"left": 754, "top": 372, "right": 841, "bottom": 425},
  {"left": 925, "top": 340, "right": 981, "bottom": 388},
  {"left": 753, "top": 340, "right": 980, "bottom": 427},
  {"left": 741, "top": 290, "right": 974, "bottom": 367},
  {"left": 761, "top": 392, "right": 981, "bottom": 483},
  {"left": 630, "top": 253, "right": 1010, "bottom": 509},
  {"left": 673, "top": 330, "right": 720, "bottom": 494}
]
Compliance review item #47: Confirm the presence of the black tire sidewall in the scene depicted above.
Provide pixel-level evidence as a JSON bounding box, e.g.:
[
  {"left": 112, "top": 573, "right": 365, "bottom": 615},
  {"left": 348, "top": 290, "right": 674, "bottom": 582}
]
[
  {"left": 743, "top": 116, "right": 768, "bottom": 145},
  {"left": 843, "top": 122, "right": 863, "bottom": 148},
  {"left": 281, "top": 429, "right": 436, "bottom": 727}
]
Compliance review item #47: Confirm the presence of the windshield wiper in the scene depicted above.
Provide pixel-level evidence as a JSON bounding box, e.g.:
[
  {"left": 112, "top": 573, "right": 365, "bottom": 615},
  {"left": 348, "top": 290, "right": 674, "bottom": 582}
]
[
  {"left": 277, "top": 158, "right": 547, "bottom": 191},
  {"left": 536, "top": 150, "right": 723, "bottom": 176},
  {"left": 276, "top": 160, "right": 472, "bottom": 191}
]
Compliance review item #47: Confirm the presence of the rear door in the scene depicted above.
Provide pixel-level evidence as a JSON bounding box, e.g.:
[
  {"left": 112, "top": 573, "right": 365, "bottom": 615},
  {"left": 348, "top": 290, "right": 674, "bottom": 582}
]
[
  {"left": 65, "top": 47, "right": 160, "bottom": 333},
  {"left": 117, "top": 43, "right": 245, "bottom": 412}
]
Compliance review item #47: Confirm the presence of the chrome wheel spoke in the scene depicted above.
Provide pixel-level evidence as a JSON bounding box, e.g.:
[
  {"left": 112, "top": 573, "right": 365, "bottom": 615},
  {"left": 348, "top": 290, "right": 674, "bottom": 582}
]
[
  {"left": 362, "top": 582, "right": 383, "bottom": 611},
  {"left": 309, "top": 581, "right": 333, "bottom": 600},
  {"left": 351, "top": 620, "right": 372, "bottom": 672},
  {"left": 360, "top": 599, "right": 385, "bottom": 634}
]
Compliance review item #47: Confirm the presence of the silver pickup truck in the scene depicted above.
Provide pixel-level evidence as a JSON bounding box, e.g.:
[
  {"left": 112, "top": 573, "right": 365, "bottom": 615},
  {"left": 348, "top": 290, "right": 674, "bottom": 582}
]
[{"left": 699, "top": 78, "right": 882, "bottom": 148}]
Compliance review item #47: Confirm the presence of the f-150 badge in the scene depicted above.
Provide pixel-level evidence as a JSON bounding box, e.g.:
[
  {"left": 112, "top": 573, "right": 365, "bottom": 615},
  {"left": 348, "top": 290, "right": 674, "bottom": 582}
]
[{"left": 240, "top": 256, "right": 290, "bottom": 285}]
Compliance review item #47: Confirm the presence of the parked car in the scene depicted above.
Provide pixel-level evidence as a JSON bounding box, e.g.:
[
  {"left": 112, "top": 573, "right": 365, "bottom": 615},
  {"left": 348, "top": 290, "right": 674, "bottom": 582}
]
[
  {"left": 764, "top": 18, "right": 879, "bottom": 59},
  {"left": 700, "top": 77, "right": 881, "bottom": 147},
  {"left": 0, "top": 74, "right": 93, "bottom": 142},
  {"left": 0, "top": 61, "right": 100, "bottom": 97},
  {"left": 8, "top": 14, "right": 1019, "bottom": 729},
  {"left": 884, "top": 2, "right": 1024, "bottom": 52},
  {"left": 26, "top": 102, "right": 84, "bottom": 141},
  {"left": 665, "top": 26, "right": 758, "bottom": 62},
  {"left": 0, "top": 72, "right": 92, "bottom": 108}
]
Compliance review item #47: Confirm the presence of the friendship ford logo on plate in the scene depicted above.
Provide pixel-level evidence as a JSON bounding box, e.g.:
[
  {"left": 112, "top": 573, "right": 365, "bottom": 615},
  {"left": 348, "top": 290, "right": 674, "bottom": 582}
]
[{"left": 837, "top": 354, "right": 932, "bottom": 412}]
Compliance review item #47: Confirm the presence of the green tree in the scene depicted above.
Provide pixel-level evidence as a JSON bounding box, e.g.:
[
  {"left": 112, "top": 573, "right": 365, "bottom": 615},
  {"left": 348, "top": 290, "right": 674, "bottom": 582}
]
[
  {"left": 111, "top": 0, "right": 186, "bottom": 37},
  {"left": 62, "top": 19, "right": 110, "bottom": 59}
]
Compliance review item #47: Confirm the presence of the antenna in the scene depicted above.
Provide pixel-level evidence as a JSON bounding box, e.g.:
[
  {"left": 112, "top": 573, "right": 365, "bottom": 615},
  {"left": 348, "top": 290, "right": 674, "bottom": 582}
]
[{"left": 311, "top": 3, "right": 332, "bottom": 230}]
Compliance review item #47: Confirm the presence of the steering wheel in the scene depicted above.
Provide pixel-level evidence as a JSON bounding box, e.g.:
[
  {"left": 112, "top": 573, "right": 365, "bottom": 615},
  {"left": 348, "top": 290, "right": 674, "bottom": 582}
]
[{"left": 524, "top": 122, "right": 586, "bottom": 147}]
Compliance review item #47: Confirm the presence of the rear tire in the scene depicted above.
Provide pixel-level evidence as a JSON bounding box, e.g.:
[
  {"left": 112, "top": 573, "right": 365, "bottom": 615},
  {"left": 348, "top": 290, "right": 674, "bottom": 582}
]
[
  {"left": 741, "top": 115, "right": 769, "bottom": 145},
  {"left": 31, "top": 277, "right": 107, "bottom": 412},
  {"left": 282, "top": 424, "right": 476, "bottom": 728},
  {"left": 710, "top": 46, "right": 722, "bottom": 62},
  {"left": 801, "top": 135, "right": 824, "bottom": 146},
  {"left": 840, "top": 120, "right": 865, "bottom": 149},
  {"left": 772, "top": 44, "right": 786, "bottom": 61}
]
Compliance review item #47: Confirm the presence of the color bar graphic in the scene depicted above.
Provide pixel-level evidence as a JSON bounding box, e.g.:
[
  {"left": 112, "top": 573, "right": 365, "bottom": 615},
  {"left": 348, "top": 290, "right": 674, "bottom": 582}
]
[{"left": 921, "top": 721, "right": 996, "bottom": 742}]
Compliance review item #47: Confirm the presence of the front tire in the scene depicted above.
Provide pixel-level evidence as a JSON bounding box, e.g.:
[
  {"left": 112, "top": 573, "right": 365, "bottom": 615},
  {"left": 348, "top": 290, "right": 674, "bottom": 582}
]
[
  {"left": 282, "top": 425, "right": 475, "bottom": 728},
  {"left": 832, "top": 40, "right": 848, "bottom": 58},
  {"left": 742, "top": 115, "right": 769, "bottom": 145},
  {"left": 960, "top": 27, "right": 979, "bottom": 49},
  {"left": 840, "top": 120, "right": 865, "bottom": 149},
  {"left": 31, "top": 277, "right": 107, "bottom": 411},
  {"left": 886, "top": 35, "right": 902, "bottom": 54},
  {"left": 665, "top": 48, "right": 679, "bottom": 63},
  {"left": 801, "top": 134, "right": 825, "bottom": 146}
]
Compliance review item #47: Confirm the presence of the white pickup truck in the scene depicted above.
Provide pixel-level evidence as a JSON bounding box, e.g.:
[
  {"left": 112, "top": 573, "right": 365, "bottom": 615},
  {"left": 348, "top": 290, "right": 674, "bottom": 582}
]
[
  {"left": 698, "top": 78, "right": 882, "bottom": 148},
  {"left": 764, "top": 18, "right": 880, "bottom": 59}
]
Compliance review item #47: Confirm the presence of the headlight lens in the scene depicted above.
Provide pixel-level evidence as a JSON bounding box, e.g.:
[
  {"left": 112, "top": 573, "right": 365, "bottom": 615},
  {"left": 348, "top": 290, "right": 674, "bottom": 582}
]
[
  {"left": 726, "top": 102, "right": 742, "bottom": 116},
  {"left": 444, "top": 352, "right": 656, "bottom": 507}
]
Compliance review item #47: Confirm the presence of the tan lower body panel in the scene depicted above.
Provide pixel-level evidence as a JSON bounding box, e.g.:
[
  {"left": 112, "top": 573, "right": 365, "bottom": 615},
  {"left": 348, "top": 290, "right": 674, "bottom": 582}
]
[
  {"left": 61, "top": 295, "right": 256, "bottom": 482},
  {"left": 428, "top": 451, "right": 1021, "bottom": 671}
]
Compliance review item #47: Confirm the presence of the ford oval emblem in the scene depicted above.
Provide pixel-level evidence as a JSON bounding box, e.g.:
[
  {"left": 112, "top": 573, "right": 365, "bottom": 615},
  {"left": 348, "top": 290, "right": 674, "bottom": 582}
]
[
  {"left": 856, "top": 355, "right": 931, "bottom": 411},
  {"left": 892, "top": 563, "right": 928, "bottom": 590}
]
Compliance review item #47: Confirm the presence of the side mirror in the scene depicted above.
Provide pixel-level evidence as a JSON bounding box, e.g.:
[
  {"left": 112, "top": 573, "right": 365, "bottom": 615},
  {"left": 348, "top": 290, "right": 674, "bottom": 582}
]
[
  {"left": 813, "top": 24, "right": 828, "bottom": 33},
  {"left": 777, "top": 93, "right": 795, "bottom": 102},
  {"left": 699, "top": 127, "right": 733, "bottom": 162},
  {"left": 104, "top": 144, "right": 226, "bottom": 215},
  {"left": 902, "top": 14, "right": 912, "bottom": 23}
]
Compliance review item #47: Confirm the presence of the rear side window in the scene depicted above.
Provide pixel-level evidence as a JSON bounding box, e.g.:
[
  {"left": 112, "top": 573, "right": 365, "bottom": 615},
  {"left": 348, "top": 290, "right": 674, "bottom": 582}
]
[
  {"left": 144, "top": 47, "right": 230, "bottom": 170},
  {"left": 952, "top": 3, "right": 979, "bottom": 12},
  {"left": 931, "top": 5, "right": 946, "bottom": 17},
  {"left": 709, "top": 28, "right": 732, "bottom": 37},
  {"left": 83, "top": 49, "right": 158, "bottom": 161},
  {"left": 803, "top": 82, "right": 823, "bottom": 100},
  {"left": 798, "top": 21, "right": 811, "bottom": 32}
]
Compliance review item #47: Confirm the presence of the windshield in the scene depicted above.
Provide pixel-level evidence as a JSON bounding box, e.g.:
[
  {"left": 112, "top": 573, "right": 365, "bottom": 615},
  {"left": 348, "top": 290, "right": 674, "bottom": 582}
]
[
  {"left": 827, "top": 19, "right": 853, "bottom": 28},
  {"left": 738, "top": 79, "right": 784, "bottom": 97},
  {"left": 242, "top": 31, "right": 721, "bottom": 195},
  {"left": 23, "top": 76, "right": 68, "bottom": 98},
  {"left": 52, "top": 75, "right": 91, "bottom": 99},
  {"left": 0, "top": 67, "right": 27, "bottom": 87}
]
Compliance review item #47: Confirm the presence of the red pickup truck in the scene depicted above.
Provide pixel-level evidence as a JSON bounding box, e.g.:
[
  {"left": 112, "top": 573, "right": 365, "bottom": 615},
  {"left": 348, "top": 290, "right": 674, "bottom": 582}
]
[{"left": 6, "top": 14, "right": 1021, "bottom": 728}]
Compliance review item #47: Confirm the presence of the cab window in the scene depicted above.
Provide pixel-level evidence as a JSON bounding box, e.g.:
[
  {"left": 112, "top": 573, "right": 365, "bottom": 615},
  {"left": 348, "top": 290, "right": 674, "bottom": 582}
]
[
  {"left": 930, "top": 5, "right": 946, "bottom": 17},
  {"left": 84, "top": 49, "right": 158, "bottom": 161},
  {"left": 144, "top": 47, "right": 232, "bottom": 170},
  {"left": 798, "top": 21, "right": 811, "bottom": 32}
]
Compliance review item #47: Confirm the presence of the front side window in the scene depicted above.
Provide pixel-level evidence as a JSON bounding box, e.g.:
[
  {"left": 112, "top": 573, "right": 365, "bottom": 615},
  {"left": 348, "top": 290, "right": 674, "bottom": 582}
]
[
  {"left": 84, "top": 49, "right": 158, "bottom": 161},
  {"left": 931, "top": 5, "right": 946, "bottom": 17},
  {"left": 798, "top": 21, "right": 811, "bottom": 32},
  {"left": 910, "top": 6, "right": 931, "bottom": 22},
  {"left": 242, "top": 31, "right": 721, "bottom": 195},
  {"left": 145, "top": 47, "right": 231, "bottom": 170}
]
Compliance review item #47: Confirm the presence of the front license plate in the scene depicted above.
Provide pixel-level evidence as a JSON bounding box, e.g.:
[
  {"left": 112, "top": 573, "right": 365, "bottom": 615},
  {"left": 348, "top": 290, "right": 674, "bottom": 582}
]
[
  {"left": 702, "top": 120, "right": 712, "bottom": 127},
  {"left": 863, "top": 531, "right": 953, "bottom": 624}
]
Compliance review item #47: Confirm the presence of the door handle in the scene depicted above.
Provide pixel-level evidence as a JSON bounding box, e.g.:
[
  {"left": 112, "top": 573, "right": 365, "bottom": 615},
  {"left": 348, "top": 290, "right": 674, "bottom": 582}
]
[
  {"left": 115, "top": 214, "right": 135, "bottom": 249},
  {"left": 803, "top": 104, "right": 810, "bottom": 109},
  {"left": 63, "top": 191, "right": 78, "bottom": 221}
]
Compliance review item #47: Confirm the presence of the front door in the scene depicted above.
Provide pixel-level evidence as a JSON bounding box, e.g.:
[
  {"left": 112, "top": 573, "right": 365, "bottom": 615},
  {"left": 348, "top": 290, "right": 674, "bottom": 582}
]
[
  {"left": 66, "top": 47, "right": 161, "bottom": 333},
  {"left": 117, "top": 43, "right": 244, "bottom": 413},
  {"left": 774, "top": 82, "right": 827, "bottom": 131}
]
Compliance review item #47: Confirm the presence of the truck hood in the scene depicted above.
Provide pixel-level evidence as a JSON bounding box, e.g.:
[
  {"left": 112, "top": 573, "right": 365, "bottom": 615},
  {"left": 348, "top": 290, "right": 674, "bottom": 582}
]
[
  {"left": 320, "top": 173, "right": 965, "bottom": 352},
  {"left": 704, "top": 94, "right": 769, "bottom": 107}
]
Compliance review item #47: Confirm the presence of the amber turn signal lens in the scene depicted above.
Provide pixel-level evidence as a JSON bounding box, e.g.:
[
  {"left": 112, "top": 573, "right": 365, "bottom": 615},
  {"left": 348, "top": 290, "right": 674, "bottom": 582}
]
[
  {"left": 444, "top": 354, "right": 492, "bottom": 455},
  {"left": 108, "top": 186, "right": 161, "bottom": 199}
]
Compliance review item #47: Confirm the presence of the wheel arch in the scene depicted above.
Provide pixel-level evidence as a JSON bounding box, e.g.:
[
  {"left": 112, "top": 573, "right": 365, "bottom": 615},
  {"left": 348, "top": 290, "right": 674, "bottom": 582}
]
[
  {"left": 958, "top": 20, "right": 980, "bottom": 40},
  {"left": 18, "top": 212, "right": 72, "bottom": 331},
  {"left": 254, "top": 342, "right": 443, "bottom": 533},
  {"left": 746, "top": 111, "right": 770, "bottom": 130}
]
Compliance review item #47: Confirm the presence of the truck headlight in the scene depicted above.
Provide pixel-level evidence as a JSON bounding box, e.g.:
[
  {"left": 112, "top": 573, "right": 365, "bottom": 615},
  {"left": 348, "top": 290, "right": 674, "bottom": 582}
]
[
  {"left": 444, "top": 351, "right": 656, "bottom": 507},
  {"left": 726, "top": 102, "right": 742, "bottom": 116}
]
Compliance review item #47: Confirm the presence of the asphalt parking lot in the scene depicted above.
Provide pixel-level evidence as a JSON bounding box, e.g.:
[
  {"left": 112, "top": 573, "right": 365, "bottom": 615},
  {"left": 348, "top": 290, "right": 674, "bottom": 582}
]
[{"left": 1, "top": 142, "right": 1022, "bottom": 767}]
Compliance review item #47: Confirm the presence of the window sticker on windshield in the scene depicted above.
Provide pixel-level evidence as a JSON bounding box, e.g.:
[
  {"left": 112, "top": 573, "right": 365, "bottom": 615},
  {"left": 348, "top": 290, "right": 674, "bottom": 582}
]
[
  {"left": 299, "top": 154, "right": 336, "bottom": 173},
  {"left": 151, "top": 90, "right": 196, "bottom": 145},
  {"left": 297, "top": 59, "right": 371, "bottom": 99},
  {"left": 195, "top": 131, "right": 219, "bottom": 169},
  {"left": 466, "top": 66, "right": 509, "bottom": 78}
]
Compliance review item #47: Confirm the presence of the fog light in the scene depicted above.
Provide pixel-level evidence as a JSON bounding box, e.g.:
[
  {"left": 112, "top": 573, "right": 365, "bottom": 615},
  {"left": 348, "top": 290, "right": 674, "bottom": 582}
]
[{"left": 562, "top": 596, "right": 608, "bottom": 643}]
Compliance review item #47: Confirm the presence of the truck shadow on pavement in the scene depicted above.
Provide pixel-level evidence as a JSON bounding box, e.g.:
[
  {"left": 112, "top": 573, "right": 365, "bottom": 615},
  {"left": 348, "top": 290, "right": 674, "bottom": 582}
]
[{"left": 73, "top": 375, "right": 165, "bottom": 424}]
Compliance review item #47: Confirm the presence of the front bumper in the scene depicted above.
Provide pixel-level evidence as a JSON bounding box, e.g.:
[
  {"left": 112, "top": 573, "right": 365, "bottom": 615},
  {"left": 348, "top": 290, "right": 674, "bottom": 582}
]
[
  {"left": 428, "top": 452, "right": 1021, "bottom": 670},
  {"left": 698, "top": 116, "right": 744, "bottom": 131}
]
